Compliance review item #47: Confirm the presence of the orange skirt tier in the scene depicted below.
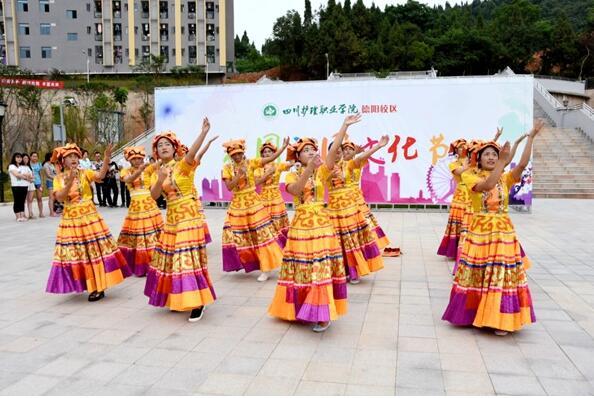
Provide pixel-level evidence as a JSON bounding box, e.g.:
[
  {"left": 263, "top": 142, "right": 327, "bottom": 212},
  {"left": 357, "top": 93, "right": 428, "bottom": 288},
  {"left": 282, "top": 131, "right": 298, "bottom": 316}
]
[
  {"left": 144, "top": 195, "right": 216, "bottom": 311},
  {"left": 117, "top": 191, "right": 164, "bottom": 277},
  {"left": 269, "top": 203, "right": 348, "bottom": 322},
  {"left": 438, "top": 184, "right": 469, "bottom": 258},
  {"left": 222, "top": 188, "right": 283, "bottom": 273},
  {"left": 354, "top": 187, "right": 390, "bottom": 250},
  {"left": 328, "top": 187, "right": 384, "bottom": 281},
  {"left": 46, "top": 200, "right": 130, "bottom": 294},
  {"left": 195, "top": 198, "right": 212, "bottom": 244},
  {"left": 442, "top": 213, "right": 536, "bottom": 332},
  {"left": 260, "top": 185, "right": 289, "bottom": 248}
]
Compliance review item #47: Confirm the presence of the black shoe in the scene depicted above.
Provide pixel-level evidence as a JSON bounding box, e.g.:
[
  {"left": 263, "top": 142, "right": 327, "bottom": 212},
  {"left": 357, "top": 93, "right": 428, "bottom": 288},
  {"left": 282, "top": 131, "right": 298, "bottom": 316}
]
[
  {"left": 188, "top": 306, "right": 205, "bottom": 322},
  {"left": 88, "top": 291, "right": 105, "bottom": 302}
]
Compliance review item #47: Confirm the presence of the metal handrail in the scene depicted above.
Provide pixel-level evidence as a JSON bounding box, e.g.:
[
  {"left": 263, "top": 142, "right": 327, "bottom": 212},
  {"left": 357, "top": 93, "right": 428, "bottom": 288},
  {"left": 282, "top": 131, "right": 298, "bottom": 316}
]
[
  {"left": 534, "top": 79, "right": 562, "bottom": 107},
  {"left": 111, "top": 127, "right": 155, "bottom": 158},
  {"left": 535, "top": 74, "right": 586, "bottom": 83},
  {"left": 580, "top": 102, "right": 594, "bottom": 121}
]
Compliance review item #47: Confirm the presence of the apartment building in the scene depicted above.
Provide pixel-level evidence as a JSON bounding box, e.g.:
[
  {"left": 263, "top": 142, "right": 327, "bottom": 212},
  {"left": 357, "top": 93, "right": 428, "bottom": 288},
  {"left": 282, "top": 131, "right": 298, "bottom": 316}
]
[{"left": 0, "top": 0, "right": 234, "bottom": 75}]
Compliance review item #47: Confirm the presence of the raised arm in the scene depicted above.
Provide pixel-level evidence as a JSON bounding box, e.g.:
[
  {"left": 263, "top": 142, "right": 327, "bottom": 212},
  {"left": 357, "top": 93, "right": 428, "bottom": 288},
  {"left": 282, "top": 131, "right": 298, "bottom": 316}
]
[
  {"left": 510, "top": 120, "right": 545, "bottom": 181},
  {"left": 493, "top": 127, "right": 503, "bottom": 142},
  {"left": 255, "top": 167, "right": 275, "bottom": 186},
  {"left": 195, "top": 135, "right": 219, "bottom": 164},
  {"left": 54, "top": 168, "right": 78, "bottom": 202},
  {"left": 261, "top": 137, "right": 290, "bottom": 166},
  {"left": 223, "top": 164, "right": 246, "bottom": 191},
  {"left": 150, "top": 161, "right": 169, "bottom": 200},
  {"left": 354, "top": 135, "right": 389, "bottom": 167},
  {"left": 122, "top": 163, "right": 148, "bottom": 184},
  {"left": 505, "top": 133, "right": 529, "bottom": 167},
  {"left": 185, "top": 117, "right": 211, "bottom": 164},
  {"left": 473, "top": 142, "right": 511, "bottom": 192},
  {"left": 286, "top": 156, "right": 321, "bottom": 196},
  {"left": 93, "top": 144, "right": 113, "bottom": 181},
  {"left": 326, "top": 114, "right": 362, "bottom": 169},
  {"left": 452, "top": 158, "right": 470, "bottom": 176}
]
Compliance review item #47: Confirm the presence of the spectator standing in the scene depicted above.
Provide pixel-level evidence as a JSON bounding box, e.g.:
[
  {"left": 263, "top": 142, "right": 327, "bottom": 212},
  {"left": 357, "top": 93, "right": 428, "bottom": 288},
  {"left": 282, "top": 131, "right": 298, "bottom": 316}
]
[
  {"left": 8, "top": 153, "right": 31, "bottom": 222},
  {"left": 30, "top": 152, "right": 45, "bottom": 218}
]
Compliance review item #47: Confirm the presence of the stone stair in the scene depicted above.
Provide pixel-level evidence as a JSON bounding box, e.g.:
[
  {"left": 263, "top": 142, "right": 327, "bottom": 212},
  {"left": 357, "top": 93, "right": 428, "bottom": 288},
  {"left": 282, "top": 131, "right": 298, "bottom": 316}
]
[{"left": 532, "top": 125, "right": 594, "bottom": 199}]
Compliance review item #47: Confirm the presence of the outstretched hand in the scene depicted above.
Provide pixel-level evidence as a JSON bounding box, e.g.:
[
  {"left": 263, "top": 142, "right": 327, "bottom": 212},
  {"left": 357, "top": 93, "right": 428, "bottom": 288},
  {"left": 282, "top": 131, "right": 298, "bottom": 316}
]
[
  {"left": 529, "top": 119, "right": 545, "bottom": 139},
  {"left": 343, "top": 113, "right": 362, "bottom": 127},
  {"left": 201, "top": 117, "right": 211, "bottom": 135},
  {"left": 499, "top": 141, "right": 512, "bottom": 164},
  {"left": 104, "top": 143, "right": 113, "bottom": 160}
]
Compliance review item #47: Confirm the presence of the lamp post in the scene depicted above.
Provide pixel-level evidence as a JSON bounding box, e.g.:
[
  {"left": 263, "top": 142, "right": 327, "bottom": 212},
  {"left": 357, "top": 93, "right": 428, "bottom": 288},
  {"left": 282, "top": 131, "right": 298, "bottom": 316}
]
[{"left": 0, "top": 101, "right": 7, "bottom": 203}]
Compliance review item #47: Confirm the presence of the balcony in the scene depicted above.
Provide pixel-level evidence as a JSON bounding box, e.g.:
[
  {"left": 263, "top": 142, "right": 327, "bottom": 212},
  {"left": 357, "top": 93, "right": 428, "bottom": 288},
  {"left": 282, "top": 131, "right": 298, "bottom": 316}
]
[
  {"left": 114, "top": 34, "right": 122, "bottom": 41},
  {"left": 142, "top": 34, "right": 149, "bottom": 41},
  {"left": 95, "top": 33, "right": 103, "bottom": 41},
  {"left": 160, "top": 34, "right": 168, "bottom": 42},
  {"left": 113, "top": 10, "right": 121, "bottom": 18},
  {"left": 94, "top": 11, "right": 102, "bottom": 17},
  {"left": 188, "top": 34, "right": 196, "bottom": 41},
  {"left": 188, "top": 12, "right": 195, "bottom": 19},
  {"left": 207, "top": 34, "right": 214, "bottom": 42},
  {"left": 160, "top": 12, "right": 168, "bottom": 19},
  {"left": 141, "top": 11, "right": 149, "bottom": 18},
  {"left": 114, "top": 55, "right": 123, "bottom": 64}
]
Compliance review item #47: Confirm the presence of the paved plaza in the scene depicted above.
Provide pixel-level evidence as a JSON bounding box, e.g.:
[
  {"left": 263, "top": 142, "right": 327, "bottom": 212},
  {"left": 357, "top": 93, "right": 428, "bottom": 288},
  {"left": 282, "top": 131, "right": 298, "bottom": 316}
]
[{"left": 0, "top": 199, "right": 593, "bottom": 395}]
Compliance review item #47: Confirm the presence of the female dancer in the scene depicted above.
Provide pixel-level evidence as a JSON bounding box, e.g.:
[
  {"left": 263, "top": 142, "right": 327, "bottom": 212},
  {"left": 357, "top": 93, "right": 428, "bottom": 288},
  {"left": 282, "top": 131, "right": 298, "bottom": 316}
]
[
  {"left": 46, "top": 143, "right": 130, "bottom": 302},
  {"left": 268, "top": 116, "right": 360, "bottom": 331},
  {"left": 117, "top": 147, "right": 164, "bottom": 277},
  {"left": 221, "top": 138, "right": 288, "bottom": 282},
  {"left": 144, "top": 119, "right": 216, "bottom": 322},
  {"left": 326, "top": 128, "right": 385, "bottom": 284},
  {"left": 437, "top": 139, "right": 468, "bottom": 258},
  {"left": 442, "top": 120, "right": 544, "bottom": 335},
  {"left": 342, "top": 139, "right": 391, "bottom": 251},
  {"left": 254, "top": 141, "right": 293, "bottom": 248}
]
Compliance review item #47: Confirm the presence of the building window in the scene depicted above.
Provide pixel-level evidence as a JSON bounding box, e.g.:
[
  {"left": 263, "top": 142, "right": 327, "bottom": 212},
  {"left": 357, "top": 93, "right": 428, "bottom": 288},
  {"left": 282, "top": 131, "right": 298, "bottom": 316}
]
[
  {"left": 142, "top": 45, "right": 150, "bottom": 61},
  {"left": 160, "top": 23, "right": 168, "bottom": 41},
  {"left": 134, "top": 26, "right": 138, "bottom": 35},
  {"left": 67, "top": 32, "right": 78, "bottom": 41},
  {"left": 94, "top": 0, "right": 102, "bottom": 17},
  {"left": 18, "top": 23, "right": 30, "bottom": 35},
  {"left": 17, "top": 0, "right": 28, "bottom": 12},
  {"left": 113, "top": 1, "right": 121, "bottom": 18},
  {"left": 141, "top": 23, "right": 150, "bottom": 41},
  {"left": 66, "top": 9, "right": 77, "bottom": 19},
  {"left": 125, "top": 48, "right": 129, "bottom": 57},
  {"left": 160, "top": 45, "right": 169, "bottom": 62},
  {"left": 87, "top": 26, "right": 92, "bottom": 34},
  {"left": 188, "top": 23, "right": 196, "bottom": 40},
  {"left": 206, "top": 2, "right": 214, "bottom": 19},
  {"left": 19, "top": 46, "right": 31, "bottom": 58},
  {"left": 159, "top": 1, "right": 168, "bottom": 18},
  {"left": 207, "top": 45, "right": 215, "bottom": 63},
  {"left": 141, "top": 1, "right": 149, "bottom": 18},
  {"left": 114, "top": 46, "right": 123, "bottom": 63},
  {"left": 188, "top": 1, "right": 196, "bottom": 18},
  {"left": 39, "top": 0, "right": 49, "bottom": 12},
  {"left": 135, "top": 48, "right": 139, "bottom": 57},
  {"left": 189, "top": 45, "right": 196, "bottom": 63},
  {"left": 40, "top": 23, "right": 51, "bottom": 35},
  {"left": 206, "top": 24, "right": 215, "bottom": 42},
  {"left": 95, "top": 23, "right": 103, "bottom": 40},
  {"left": 95, "top": 45, "right": 103, "bottom": 63},
  {"left": 86, "top": 3, "right": 91, "bottom": 12},
  {"left": 113, "top": 23, "right": 122, "bottom": 41},
  {"left": 41, "top": 46, "right": 52, "bottom": 59},
  {"left": 88, "top": 48, "right": 92, "bottom": 56}
]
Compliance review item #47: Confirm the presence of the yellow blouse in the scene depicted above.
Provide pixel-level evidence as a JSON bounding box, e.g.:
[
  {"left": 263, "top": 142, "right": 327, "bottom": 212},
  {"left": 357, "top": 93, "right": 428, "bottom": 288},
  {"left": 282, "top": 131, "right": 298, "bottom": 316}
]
[
  {"left": 345, "top": 159, "right": 366, "bottom": 188},
  {"left": 150, "top": 159, "right": 198, "bottom": 201},
  {"left": 53, "top": 169, "right": 98, "bottom": 205},
  {"left": 120, "top": 165, "right": 153, "bottom": 192},
  {"left": 284, "top": 164, "right": 331, "bottom": 206},
  {"left": 254, "top": 161, "right": 292, "bottom": 188},
  {"left": 449, "top": 159, "right": 465, "bottom": 184},
  {"left": 462, "top": 169, "right": 519, "bottom": 214},
  {"left": 221, "top": 158, "right": 263, "bottom": 192}
]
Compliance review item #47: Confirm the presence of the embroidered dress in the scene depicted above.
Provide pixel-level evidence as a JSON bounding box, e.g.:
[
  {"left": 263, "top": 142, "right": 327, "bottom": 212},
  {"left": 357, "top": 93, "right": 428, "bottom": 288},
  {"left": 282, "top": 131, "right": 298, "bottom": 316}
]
[
  {"left": 46, "top": 169, "right": 130, "bottom": 294},
  {"left": 268, "top": 166, "right": 348, "bottom": 322},
  {"left": 345, "top": 159, "right": 390, "bottom": 250},
  {"left": 442, "top": 170, "right": 536, "bottom": 331},
  {"left": 327, "top": 160, "right": 383, "bottom": 280},
  {"left": 144, "top": 159, "right": 216, "bottom": 311},
  {"left": 117, "top": 165, "right": 164, "bottom": 277},
  {"left": 221, "top": 158, "right": 283, "bottom": 273},
  {"left": 254, "top": 161, "right": 291, "bottom": 248},
  {"left": 438, "top": 159, "right": 469, "bottom": 257}
]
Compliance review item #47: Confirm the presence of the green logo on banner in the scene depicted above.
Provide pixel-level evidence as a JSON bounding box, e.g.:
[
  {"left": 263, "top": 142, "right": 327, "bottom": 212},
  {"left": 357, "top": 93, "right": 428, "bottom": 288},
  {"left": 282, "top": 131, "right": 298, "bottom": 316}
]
[{"left": 263, "top": 104, "right": 278, "bottom": 119}]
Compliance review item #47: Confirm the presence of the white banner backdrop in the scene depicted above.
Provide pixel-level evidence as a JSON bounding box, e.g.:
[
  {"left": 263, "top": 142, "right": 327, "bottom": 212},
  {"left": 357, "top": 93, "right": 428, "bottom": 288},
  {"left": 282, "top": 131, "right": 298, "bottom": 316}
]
[{"left": 154, "top": 75, "right": 534, "bottom": 205}]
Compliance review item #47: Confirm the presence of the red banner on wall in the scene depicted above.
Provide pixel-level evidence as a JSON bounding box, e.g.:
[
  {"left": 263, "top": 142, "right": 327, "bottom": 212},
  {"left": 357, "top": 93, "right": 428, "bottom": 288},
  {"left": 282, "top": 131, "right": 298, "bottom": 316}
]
[{"left": 0, "top": 77, "right": 64, "bottom": 89}]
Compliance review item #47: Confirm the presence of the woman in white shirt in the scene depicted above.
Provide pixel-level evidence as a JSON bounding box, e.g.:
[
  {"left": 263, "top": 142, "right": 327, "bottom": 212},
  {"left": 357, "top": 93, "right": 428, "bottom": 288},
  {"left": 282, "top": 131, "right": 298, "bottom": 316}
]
[
  {"left": 42, "top": 152, "right": 58, "bottom": 217},
  {"left": 21, "top": 154, "right": 36, "bottom": 219},
  {"left": 8, "top": 153, "right": 33, "bottom": 222}
]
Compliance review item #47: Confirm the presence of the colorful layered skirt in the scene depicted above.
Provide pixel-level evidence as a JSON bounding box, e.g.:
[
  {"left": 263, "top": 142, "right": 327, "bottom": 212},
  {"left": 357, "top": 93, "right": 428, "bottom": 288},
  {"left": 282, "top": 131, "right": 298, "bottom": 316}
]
[
  {"left": 438, "top": 184, "right": 469, "bottom": 258},
  {"left": 327, "top": 187, "right": 383, "bottom": 280},
  {"left": 268, "top": 203, "right": 348, "bottom": 322},
  {"left": 195, "top": 198, "right": 212, "bottom": 244},
  {"left": 117, "top": 190, "right": 164, "bottom": 277},
  {"left": 442, "top": 213, "right": 536, "bottom": 332},
  {"left": 46, "top": 200, "right": 130, "bottom": 294},
  {"left": 354, "top": 186, "right": 390, "bottom": 250},
  {"left": 144, "top": 195, "right": 216, "bottom": 311},
  {"left": 260, "top": 185, "right": 289, "bottom": 248},
  {"left": 222, "top": 187, "right": 283, "bottom": 273}
]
